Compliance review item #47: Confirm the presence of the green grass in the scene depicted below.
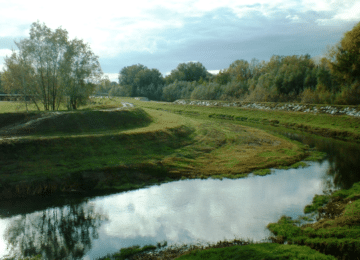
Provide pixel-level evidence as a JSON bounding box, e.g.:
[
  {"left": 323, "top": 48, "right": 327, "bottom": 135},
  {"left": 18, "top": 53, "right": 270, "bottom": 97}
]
[
  {"left": 130, "top": 98, "right": 360, "bottom": 142},
  {"left": 0, "top": 100, "right": 309, "bottom": 199},
  {"left": 304, "top": 194, "right": 330, "bottom": 214},
  {"left": 176, "top": 243, "right": 336, "bottom": 260},
  {"left": 267, "top": 181, "right": 360, "bottom": 259},
  {"left": 253, "top": 168, "right": 272, "bottom": 176},
  {"left": 0, "top": 108, "right": 152, "bottom": 137},
  {"left": 304, "top": 151, "right": 327, "bottom": 161},
  {"left": 99, "top": 245, "right": 157, "bottom": 260}
]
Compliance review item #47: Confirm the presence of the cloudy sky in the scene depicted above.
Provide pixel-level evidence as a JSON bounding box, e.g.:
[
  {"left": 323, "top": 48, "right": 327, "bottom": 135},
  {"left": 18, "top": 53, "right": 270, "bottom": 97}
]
[{"left": 0, "top": 0, "right": 359, "bottom": 82}]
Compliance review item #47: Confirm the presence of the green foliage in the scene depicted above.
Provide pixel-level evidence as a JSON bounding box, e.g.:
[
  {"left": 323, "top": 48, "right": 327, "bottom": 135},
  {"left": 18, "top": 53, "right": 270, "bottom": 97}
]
[
  {"left": 332, "top": 182, "right": 360, "bottom": 199},
  {"left": 304, "top": 194, "right": 330, "bottom": 214},
  {"left": 118, "top": 64, "right": 164, "bottom": 100},
  {"left": 165, "top": 61, "right": 210, "bottom": 84},
  {"left": 214, "top": 69, "right": 231, "bottom": 85},
  {"left": 330, "top": 21, "right": 360, "bottom": 86},
  {"left": 190, "top": 82, "right": 222, "bottom": 100},
  {"left": 253, "top": 168, "right": 272, "bottom": 176},
  {"left": 267, "top": 181, "right": 360, "bottom": 259},
  {"left": 162, "top": 81, "right": 198, "bottom": 101},
  {"left": 0, "top": 71, "right": 4, "bottom": 94},
  {"left": 177, "top": 243, "right": 336, "bottom": 260},
  {"left": 2, "top": 21, "right": 102, "bottom": 111},
  {"left": 267, "top": 216, "right": 302, "bottom": 239},
  {"left": 99, "top": 245, "right": 157, "bottom": 260}
]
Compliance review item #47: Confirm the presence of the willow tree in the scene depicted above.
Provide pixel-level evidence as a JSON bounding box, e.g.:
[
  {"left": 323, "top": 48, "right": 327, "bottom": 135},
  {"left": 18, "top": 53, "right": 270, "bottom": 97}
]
[
  {"left": 2, "top": 21, "right": 102, "bottom": 110},
  {"left": 61, "top": 38, "right": 102, "bottom": 109}
]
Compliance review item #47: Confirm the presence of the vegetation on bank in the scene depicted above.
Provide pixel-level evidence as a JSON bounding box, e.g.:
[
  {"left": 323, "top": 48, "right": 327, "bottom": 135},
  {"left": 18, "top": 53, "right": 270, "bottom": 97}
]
[
  {"left": 96, "top": 242, "right": 336, "bottom": 260},
  {"left": 102, "top": 21, "right": 360, "bottom": 106},
  {"left": 130, "top": 98, "right": 360, "bottom": 142},
  {"left": 267, "top": 182, "right": 360, "bottom": 260},
  {"left": 0, "top": 98, "right": 310, "bottom": 200},
  {"left": 176, "top": 243, "right": 336, "bottom": 260}
]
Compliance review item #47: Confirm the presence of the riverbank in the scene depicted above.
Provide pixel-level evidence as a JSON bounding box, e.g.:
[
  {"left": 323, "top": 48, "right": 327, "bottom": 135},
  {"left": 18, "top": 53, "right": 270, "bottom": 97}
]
[
  {"left": 267, "top": 181, "right": 360, "bottom": 260},
  {"left": 0, "top": 103, "right": 307, "bottom": 200},
  {"left": 129, "top": 98, "right": 360, "bottom": 143},
  {"left": 174, "top": 99, "right": 360, "bottom": 117}
]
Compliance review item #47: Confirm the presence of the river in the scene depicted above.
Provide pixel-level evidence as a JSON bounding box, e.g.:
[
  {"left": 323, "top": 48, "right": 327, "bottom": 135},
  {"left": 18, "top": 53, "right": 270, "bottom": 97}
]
[{"left": 0, "top": 129, "right": 359, "bottom": 259}]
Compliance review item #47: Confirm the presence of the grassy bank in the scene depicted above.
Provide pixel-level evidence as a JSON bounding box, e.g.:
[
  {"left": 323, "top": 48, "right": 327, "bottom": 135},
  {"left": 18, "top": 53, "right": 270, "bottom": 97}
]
[
  {"left": 126, "top": 98, "right": 360, "bottom": 143},
  {"left": 0, "top": 99, "right": 309, "bottom": 199},
  {"left": 97, "top": 242, "right": 336, "bottom": 260},
  {"left": 267, "top": 181, "right": 360, "bottom": 260}
]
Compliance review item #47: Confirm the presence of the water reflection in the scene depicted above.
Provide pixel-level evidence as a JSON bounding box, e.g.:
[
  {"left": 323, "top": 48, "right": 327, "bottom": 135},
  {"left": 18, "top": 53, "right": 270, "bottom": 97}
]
[
  {"left": 3, "top": 203, "right": 107, "bottom": 259},
  {"left": 0, "top": 162, "right": 331, "bottom": 259},
  {"left": 281, "top": 132, "right": 360, "bottom": 188},
  {"left": 83, "top": 162, "right": 332, "bottom": 259},
  {"left": 1, "top": 129, "right": 360, "bottom": 259}
]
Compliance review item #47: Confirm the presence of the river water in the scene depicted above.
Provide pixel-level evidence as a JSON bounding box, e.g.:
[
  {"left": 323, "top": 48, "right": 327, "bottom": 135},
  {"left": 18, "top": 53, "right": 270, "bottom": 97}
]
[{"left": 0, "top": 130, "right": 359, "bottom": 259}]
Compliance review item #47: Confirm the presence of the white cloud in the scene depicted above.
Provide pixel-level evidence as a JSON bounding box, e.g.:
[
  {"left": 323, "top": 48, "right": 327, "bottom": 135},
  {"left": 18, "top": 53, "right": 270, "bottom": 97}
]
[
  {"left": 208, "top": 70, "right": 220, "bottom": 75},
  {"left": 0, "top": 49, "right": 14, "bottom": 71},
  {"left": 0, "top": 0, "right": 358, "bottom": 73},
  {"left": 0, "top": 49, "right": 13, "bottom": 57},
  {"left": 104, "top": 73, "right": 119, "bottom": 82}
]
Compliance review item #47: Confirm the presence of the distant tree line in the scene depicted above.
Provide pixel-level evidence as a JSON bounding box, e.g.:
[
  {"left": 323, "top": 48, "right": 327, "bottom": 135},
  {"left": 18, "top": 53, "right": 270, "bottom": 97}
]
[
  {"left": 109, "top": 21, "right": 360, "bottom": 105},
  {"left": 2, "top": 21, "right": 360, "bottom": 107}
]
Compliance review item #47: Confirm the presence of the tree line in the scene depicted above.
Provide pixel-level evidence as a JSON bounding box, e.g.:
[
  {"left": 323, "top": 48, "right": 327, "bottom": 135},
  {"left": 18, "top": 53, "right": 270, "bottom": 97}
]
[
  {"left": 110, "top": 21, "right": 360, "bottom": 105},
  {"left": 2, "top": 21, "right": 360, "bottom": 109}
]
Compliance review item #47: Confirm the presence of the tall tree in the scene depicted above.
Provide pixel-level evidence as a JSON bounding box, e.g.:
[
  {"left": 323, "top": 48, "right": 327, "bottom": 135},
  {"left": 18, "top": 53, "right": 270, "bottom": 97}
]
[
  {"left": 2, "top": 21, "right": 102, "bottom": 110},
  {"left": 329, "top": 21, "right": 360, "bottom": 85},
  {"left": 118, "top": 64, "right": 164, "bottom": 99},
  {"left": 61, "top": 38, "right": 102, "bottom": 109},
  {"left": 165, "top": 62, "right": 210, "bottom": 84},
  {"left": 0, "top": 72, "right": 4, "bottom": 94}
]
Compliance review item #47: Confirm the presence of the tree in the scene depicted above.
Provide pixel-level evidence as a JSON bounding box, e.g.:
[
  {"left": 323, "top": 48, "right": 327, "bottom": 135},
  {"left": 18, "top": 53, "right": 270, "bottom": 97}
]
[
  {"left": 95, "top": 76, "right": 112, "bottom": 95},
  {"left": 118, "top": 64, "right": 147, "bottom": 96},
  {"left": 0, "top": 72, "right": 4, "bottom": 94},
  {"left": 214, "top": 69, "right": 231, "bottom": 85},
  {"left": 2, "top": 49, "right": 41, "bottom": 110},
  {"left": 329, "top": 21, "right": 360, "bottom": 85},
  {"left": 165, "top": 62, "right": 210, "bottom": 84},
  {"left": 61, "top": 38, "right": 102, "bottom": 109},
  {"left": 118, "top": 64, "right": 164, "bottom": 99},
  {"left": 2, "top": 21, "right": 102, "bottom": 110},
  {"left": 162, "top": 81, "right": 197, "bottom": 101}
]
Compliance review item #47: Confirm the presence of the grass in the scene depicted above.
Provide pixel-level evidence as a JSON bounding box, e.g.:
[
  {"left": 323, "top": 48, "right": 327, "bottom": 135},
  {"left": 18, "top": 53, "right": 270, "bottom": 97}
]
[
  {"left": 267, "top": 181, "right": 360, "bottom": 259},
  {"left": 176, "top": 243, "right": 336, "bottom": 260},
  {"left": 253, "top": 168, "right": 272, "bottom": 176},
  {"left": 304, "top": 194, "right": 330, "bottom": 214},
  {"left": 0, "top": 98, "right": 308, "bottom": 199},
  {"left": 98, "top": 245, "right": 157, "bottom": 260},
  {"left": 2, "top": 97, "right": 358, "bottom": 259},
  {"left": 94, "top": 240, "right": 336, "bottom": 260},
  {"left": 129, "top": 98, "right": 360, "bottom": 143}
]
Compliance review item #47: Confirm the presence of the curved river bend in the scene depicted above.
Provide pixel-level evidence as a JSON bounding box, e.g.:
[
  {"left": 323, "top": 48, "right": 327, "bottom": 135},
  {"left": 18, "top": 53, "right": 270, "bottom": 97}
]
[{"left": 1, "top": 131, "right": 359, "bottom": 259}]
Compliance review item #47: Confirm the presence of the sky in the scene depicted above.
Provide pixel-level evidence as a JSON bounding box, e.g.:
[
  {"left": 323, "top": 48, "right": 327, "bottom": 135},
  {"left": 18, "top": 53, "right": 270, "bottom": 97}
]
[{"left": 0, "top": 0, "right": 359, "bottom": 82}]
